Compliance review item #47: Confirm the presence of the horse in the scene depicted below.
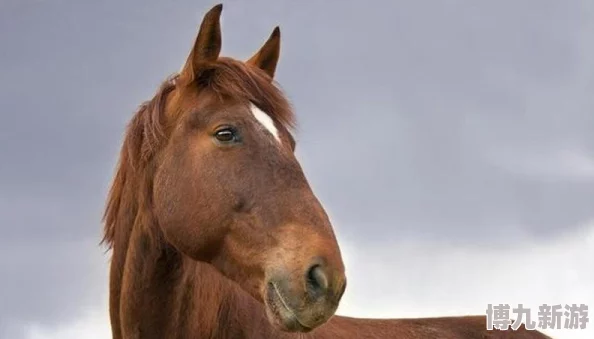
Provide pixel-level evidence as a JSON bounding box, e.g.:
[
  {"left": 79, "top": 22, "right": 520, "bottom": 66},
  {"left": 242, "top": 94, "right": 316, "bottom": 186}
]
[{"left": 102, "top": 4, "right": 551, "bottom": 338}]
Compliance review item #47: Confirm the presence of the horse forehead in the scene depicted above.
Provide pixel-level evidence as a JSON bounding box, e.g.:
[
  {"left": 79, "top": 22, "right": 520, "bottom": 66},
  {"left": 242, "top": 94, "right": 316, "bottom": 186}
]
[{"left": 249, "top": 103, "right": 281, "bottom": 143}]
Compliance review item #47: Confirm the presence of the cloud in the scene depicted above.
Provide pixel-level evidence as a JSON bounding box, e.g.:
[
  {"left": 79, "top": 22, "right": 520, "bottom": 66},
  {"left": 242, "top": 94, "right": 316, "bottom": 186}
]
[
  {"left": 336, "top": 220, "right": 594, "bottom": 339},
  {"left": 24, "top": 307, "right": 110, "bottom": 339},
  {"left": 487, "top": 147, "right": 594, "bottom": 182}
]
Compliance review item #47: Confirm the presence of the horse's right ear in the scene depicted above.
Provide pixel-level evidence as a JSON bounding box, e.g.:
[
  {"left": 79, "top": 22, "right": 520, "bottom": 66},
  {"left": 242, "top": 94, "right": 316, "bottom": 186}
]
[
  {"left": 179, "top": 4, "right": 223, "bottom": 82},
  {"left": 247, "top": 26, "right": 281, "bottom": 79}
]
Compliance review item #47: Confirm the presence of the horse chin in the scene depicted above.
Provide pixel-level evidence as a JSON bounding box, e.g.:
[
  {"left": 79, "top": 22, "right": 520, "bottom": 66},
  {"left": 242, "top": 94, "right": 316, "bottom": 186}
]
[{"left": 264, "top": 282, "right": 314, "bottom": 333}]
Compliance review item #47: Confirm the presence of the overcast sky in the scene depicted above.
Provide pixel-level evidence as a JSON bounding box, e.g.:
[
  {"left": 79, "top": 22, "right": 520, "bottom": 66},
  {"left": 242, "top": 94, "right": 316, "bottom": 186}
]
[{"left": 0, "top": 1, "right": 593, "bottom": 338}]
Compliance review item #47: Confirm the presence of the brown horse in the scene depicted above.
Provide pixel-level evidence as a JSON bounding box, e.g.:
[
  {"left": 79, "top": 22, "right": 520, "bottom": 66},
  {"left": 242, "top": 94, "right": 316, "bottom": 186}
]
[{"left": 102, "top": 4, "right": 551, "bottom": 338}]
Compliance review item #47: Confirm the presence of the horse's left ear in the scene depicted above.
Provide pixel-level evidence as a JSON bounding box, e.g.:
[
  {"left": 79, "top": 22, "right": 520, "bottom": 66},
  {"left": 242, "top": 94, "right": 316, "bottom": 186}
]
[
  {"left": 247, "top": 26, "right": 281, "bottom": 79},
  {"left": 180, "top": 4, "right": 223, "bottom": 81}
]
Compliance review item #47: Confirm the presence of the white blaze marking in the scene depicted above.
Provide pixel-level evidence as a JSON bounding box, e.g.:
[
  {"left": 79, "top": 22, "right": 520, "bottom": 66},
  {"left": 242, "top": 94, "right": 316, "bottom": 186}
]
[{"left": 250, "top": 103, "right": 281, "bottom": 143}]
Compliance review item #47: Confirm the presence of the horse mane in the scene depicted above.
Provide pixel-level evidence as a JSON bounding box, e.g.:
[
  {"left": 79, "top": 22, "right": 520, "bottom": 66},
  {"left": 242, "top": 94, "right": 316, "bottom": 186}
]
[
  {"left": 192, "top": 57, "right": 295, "bottom": 130},
  {"left": 101, "top": 57, "right": 295, "bottom": 252}
]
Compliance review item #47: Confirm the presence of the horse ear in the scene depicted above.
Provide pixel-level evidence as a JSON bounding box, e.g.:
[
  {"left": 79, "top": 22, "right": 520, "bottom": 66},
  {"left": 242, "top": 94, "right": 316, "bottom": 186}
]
[
  {"left": 247, "top": 26, "right": 281, "bottom": 79},
  {"left": 180, "top": 4, "right": 223, "bottom": 81}
]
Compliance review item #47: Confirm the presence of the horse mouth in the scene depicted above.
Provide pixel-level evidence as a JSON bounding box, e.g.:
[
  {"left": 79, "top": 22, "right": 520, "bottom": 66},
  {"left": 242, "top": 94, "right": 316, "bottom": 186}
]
[{"left": 265, "top": 282, "right": 313, "bottom": 332}]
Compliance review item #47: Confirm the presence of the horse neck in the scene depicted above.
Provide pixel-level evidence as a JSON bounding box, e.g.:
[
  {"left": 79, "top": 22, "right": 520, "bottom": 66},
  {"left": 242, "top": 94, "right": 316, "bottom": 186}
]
[{"left": 111, "top": 215, "right": 297, "bottom": 339}]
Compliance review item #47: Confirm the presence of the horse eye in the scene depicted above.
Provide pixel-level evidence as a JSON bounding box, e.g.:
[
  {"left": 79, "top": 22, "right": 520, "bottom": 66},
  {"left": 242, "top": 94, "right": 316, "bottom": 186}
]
[{"left": 214, "top": 128, "right": 238, "bottom": 143}]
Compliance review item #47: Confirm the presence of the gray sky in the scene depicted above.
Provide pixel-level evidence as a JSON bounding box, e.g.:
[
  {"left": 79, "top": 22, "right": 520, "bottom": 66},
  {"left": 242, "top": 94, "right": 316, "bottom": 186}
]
[{"left": 0, "top": 1, "right": 593, "bottom": 338}]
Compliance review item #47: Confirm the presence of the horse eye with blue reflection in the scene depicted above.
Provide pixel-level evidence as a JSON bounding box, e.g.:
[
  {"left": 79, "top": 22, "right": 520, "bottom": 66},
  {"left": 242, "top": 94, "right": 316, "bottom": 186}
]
[{"left": 214, "top": 127, "right": 240, "bottom": 143}]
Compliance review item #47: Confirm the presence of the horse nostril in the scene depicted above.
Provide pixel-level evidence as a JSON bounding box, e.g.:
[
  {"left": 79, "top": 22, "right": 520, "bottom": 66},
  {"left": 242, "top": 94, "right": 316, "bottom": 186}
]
[{"left": 306, "top": 265, "right": 329, "bottom": 295}]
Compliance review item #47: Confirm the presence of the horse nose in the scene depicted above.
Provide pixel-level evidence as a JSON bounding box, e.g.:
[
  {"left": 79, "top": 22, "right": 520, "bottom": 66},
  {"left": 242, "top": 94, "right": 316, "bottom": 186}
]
[{"left": 306, "top": 264, "right": 329, "bottom": 298}]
